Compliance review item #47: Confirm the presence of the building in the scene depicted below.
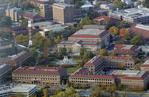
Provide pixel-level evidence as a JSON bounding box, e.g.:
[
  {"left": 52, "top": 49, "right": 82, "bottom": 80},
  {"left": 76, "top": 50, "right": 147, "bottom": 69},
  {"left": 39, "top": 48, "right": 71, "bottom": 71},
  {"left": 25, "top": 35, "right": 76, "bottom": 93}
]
[
  {"left": 130, "top": 24, "right": 149, "bottom": 41},
  {"left": 23, "top": 11, "right": 43, "bottom": 22},
  {"left": 5, "top": 7, "right": 21, "bottom": 22},
  {"left": 113, "top": 44, "right": 136, "bottom": 55},
  {"left": 0, "top": 64, "right": 12, "bottom": 84},
  {"left": 31, "top": 0, "right": 54, "bottom": 20},
  {"left": 57, "top": 25, "right": 110, "bottom": 54},
  {"left": 0, "top": 51, "right": 32, "bottom": 68},
  {"left": 111, "top": 70, "right": 149, "bottom": 90},
  {"left": 110, "top": 7, "right": 149, "bottom": 24},
  {"left": 104, "top": 56, "right": 135, "bottom": 69},
  {"left": 0, "top": 84, "right": 37, "bottom": 97},
  {"left": 141, "top": 59, "right": 149, "bottom": 71},
  {"left": 69, "top": 68, "right": 115, "bottom": 88},
  {"left": 52, "top": 3, "right": 76, "bottom": 24},
  {"left": 12, "top": 66, "right": 68, "bottom": 86},
  {"left": 84, "top": 56, "right": 104, "bottom": 75}
]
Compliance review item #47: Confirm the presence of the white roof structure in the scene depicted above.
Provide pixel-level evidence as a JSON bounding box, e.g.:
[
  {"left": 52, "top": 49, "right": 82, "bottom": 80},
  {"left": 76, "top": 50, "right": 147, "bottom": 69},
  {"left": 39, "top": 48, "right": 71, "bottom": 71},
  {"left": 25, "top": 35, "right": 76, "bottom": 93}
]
[
  {"left": 74, "top": 29, "right": 104, "bottom": 36},
  {"left": 111, "top": 7, "right": 149, "bottom": 19},
  {"left": 11, "top": 84, "right": 37, "bottom": 93},
  {"left": 111, "top": 70, "right": 145, "bottom": 77}
]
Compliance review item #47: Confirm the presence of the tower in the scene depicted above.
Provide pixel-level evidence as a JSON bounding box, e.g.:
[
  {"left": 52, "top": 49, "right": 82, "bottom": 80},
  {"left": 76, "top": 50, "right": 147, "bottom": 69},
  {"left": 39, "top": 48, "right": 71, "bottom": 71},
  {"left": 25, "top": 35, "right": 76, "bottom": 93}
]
[{"left": 28, "top": 20, "right": 33, "bottom": 47}]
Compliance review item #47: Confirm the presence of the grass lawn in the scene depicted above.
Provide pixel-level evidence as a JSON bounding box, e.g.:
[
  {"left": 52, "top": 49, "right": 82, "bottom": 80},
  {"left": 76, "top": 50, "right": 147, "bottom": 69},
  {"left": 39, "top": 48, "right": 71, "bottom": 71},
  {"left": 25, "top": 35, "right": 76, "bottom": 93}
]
[{"left": 66, "top": 65, "right": 81, "bottom": 74}]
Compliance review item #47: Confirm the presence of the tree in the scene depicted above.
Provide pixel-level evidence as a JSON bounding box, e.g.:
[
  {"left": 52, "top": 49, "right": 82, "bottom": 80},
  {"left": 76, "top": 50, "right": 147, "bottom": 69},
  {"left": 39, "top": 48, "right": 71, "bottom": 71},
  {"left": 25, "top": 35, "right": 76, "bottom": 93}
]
[
  {"left": 16, "top": 93, "right": 25, "bottom": 97},
  {"left": 0, "top": 16, "right": 12, "bottom": 27},
  {"left": 144, "top": 0, "right": 149, "bottom": 8},
  {"left": 91, "top": 85, "right": 102, "bottom": 97},
  {"left": 33, "top": 33, "right": 46, "bottom": 49},
  {"left": 80, "top": 16, "right": 93, "bottom": 27},
  {"left": 131, "top": 35, "right": 142, "bottom": 45},
  {"left": 119, "top": 28, "right": 130, "bottom": 40},
  {"left": 109, "top": 26, "right": 119, "bottom": 36},
  {"left": 99, "top": 49, "right": 108, "bottom": 56},
  {"left": 51, "top": 87, "right": 80, "bottom": 97},
  {"left": 113, "top": 0, "right": 126, "bottom": 9},
  {"left": 43, "top": 88, "right": 49, "bottom": 97},
  {"left": 16, "top": 34, "right": 29, "bottom": 44},
  {"left": 59, "top": 47, "right": 67, "bottom": 58}
]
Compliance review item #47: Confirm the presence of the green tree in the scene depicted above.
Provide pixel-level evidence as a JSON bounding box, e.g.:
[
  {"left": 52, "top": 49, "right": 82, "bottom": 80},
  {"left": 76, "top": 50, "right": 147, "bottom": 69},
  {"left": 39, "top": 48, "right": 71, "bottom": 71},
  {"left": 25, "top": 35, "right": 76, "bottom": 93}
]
[
  {"left": 16, "top": 34, "right": 29, "bottom": 44},
  {"left": 80, "top": 16, "right": 93, "bottom": 27},
  {"left": 0, "top": 16, "right": 12, "bottom": 27},
  {"left": 33, "top": 33, "right": 46, "bottom": 49},
  {"left": 43, "top": 88, "right": 49, "bottom": 97},
  {"left": 131, "top": 35, "right": 142, "bottom": 45},
  {"left": 99, "top": 49, "right": 108, "bottom": 56},
  {"left": 113, "top": 0, "right": 126, "bottom": 9},
  {"left": 144, "top": 0, "right": 149, "bottom": 8},
  {"left": 16, "top": 93, "right": 25, "bottom": 97}
]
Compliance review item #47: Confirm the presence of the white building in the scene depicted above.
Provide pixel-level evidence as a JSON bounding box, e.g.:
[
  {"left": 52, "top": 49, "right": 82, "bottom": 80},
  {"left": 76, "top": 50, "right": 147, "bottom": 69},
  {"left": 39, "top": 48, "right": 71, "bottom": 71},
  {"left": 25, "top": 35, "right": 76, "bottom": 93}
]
[
  {"left": 110, "top": 7, "right": 149, "bottom": 24},
  {"left": 0, "top": 84, "right": 37, "bottom": 97}
]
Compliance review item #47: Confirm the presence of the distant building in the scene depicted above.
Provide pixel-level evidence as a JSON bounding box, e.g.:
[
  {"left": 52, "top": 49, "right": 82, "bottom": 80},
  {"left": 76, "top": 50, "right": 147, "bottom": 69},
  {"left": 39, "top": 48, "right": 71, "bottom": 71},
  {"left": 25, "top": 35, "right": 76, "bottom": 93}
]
[
  {"left": 12, "top": 66, "right": 68, "bottom": 86},
  {"left": 141, "top": 59, "right": 149, "bottom": 71},
  {"left": 84, "top": 56, "right": 104, "bottom": 75},
  {"left": 52, "top": 3, "right": 76, "bottom": 24},
  {"left": 110, "top": 7, "right": 149, "bottom": 24},
  {"left": 111, "top": 70, "right": 149, "bottom": 90},
  {"left": 57, "top": 25, "right": 110, "bottom": 54},
  {"left": 69, "top": 68, "right": 115, "bottom": 88},
  {"left": 113, "top": 44, "right": 136, "bottom": 55},
  {"left": 31, "top": 0, "right": 54, "bottom": 20},
  {"left": 0, "top": 84, "right": 37, "bottom": 97},
  {"left": 104, "top": 56, "right": 135, "bottom": 69},
  {"left": 0, "top": 51, "right": 32, "bottom": 68},
  {"left": 130, "top": 24, "right": 149, "bottom": 41},
  {"left": 0, "top": 64, "right": 12, "bottom": 84},
  {"left": 5, "top": 7, "right": 21, "bottom": 22},
  {"left": 23, "top": 11, "right": 44, "bottom": 22}
]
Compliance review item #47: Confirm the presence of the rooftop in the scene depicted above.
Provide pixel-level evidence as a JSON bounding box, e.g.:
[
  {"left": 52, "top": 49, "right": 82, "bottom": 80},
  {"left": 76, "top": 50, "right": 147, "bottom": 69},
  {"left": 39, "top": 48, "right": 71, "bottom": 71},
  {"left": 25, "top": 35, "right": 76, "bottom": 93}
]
[
  {"left": 112, "top": 7, "right": 149, "bottom": 19},
  {"left": 53, "top": 3, "right": 74, "bottom": 8},
  {"left": 84, "top": 56, "right": 102, "bottom": 66},
  {"left": 13, "top": 66, "right": 65, "bottom": 75},
  {"left": 115, "top": 44, "right": 134, "bottom": 50},
  {"left": 111, "top": 70, "right": 146, "bottom": 78},
  {"left": 11, "top": 84, "right": 36, "bottom": 93}
]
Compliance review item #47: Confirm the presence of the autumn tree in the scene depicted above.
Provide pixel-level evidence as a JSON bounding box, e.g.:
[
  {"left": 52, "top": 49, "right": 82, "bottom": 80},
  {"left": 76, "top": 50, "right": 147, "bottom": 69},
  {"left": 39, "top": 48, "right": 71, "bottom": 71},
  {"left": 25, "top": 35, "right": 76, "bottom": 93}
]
[
  {"left": 109, "top": 26, "right": 119, "bottom": 36},
  {"left": 99, "top": 48, "right": 108, "bottom": 56}
]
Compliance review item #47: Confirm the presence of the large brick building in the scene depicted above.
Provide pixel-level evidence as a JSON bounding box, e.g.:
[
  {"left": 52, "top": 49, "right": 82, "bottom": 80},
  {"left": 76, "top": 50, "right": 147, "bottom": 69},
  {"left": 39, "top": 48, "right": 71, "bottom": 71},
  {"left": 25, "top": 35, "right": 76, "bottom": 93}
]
[
  {"left": 104, "top": 56, "right": 135, "bottom": 69},
  {"left": 69, "top": 68, "right": 115, "bottom": 88},
  {"left": 12, "top": 66, "right": 68, "bottom": 86},
  {"left": 69, "top": 56, "right": 115, "bottom": 88},
  {"left": 57, "top": 26, "right": 110, "bottom": 54},
  {"left": 111, "top": 70, "right": 149, "bottom": 90}
]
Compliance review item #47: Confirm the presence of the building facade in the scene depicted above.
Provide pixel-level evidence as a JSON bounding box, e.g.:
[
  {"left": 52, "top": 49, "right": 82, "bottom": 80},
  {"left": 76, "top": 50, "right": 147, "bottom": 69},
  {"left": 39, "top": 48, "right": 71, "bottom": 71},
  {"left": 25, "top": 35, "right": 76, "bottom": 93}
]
[
  {"left": 52, "top": 3, "right": 75, "bottom": 24},
  {"left": 0, "top": 64, "right": 12, "bottom": 84},
  {"left": 12, "top": 66, "right": 68, "bottom": 86},
  {"left": 5, "top": 7, "right": 21, "bottom": 22}
]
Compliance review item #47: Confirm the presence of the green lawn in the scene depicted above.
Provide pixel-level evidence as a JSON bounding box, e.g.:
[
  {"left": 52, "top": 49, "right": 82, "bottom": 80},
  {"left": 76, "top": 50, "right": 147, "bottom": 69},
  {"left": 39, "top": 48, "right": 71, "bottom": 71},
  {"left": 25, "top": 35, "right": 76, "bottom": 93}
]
[{"left": 66, "top": 65, "right": 81, "bottom": 74}]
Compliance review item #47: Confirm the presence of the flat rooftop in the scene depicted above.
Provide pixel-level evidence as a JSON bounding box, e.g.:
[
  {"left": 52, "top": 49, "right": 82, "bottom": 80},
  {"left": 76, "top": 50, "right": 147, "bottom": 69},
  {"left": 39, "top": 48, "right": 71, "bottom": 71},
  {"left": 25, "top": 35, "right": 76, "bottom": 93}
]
[
  {"left": 111, "top": 70, "right": 145, "bottom": 77},
  {"left": 33, "top": 21, "right": 68, "bottom": 32},
  {"left": 73, "top": 29, "right": 105, "bottom": 36},
  {"left": 11, "top": 84, "right": 36, "bottom": 93},
  {"left": 112, "top": 7, "right": 149, "bottom": 18},
  {"left": 53, "top": 3, "right": 74, "bottom": 8}
]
